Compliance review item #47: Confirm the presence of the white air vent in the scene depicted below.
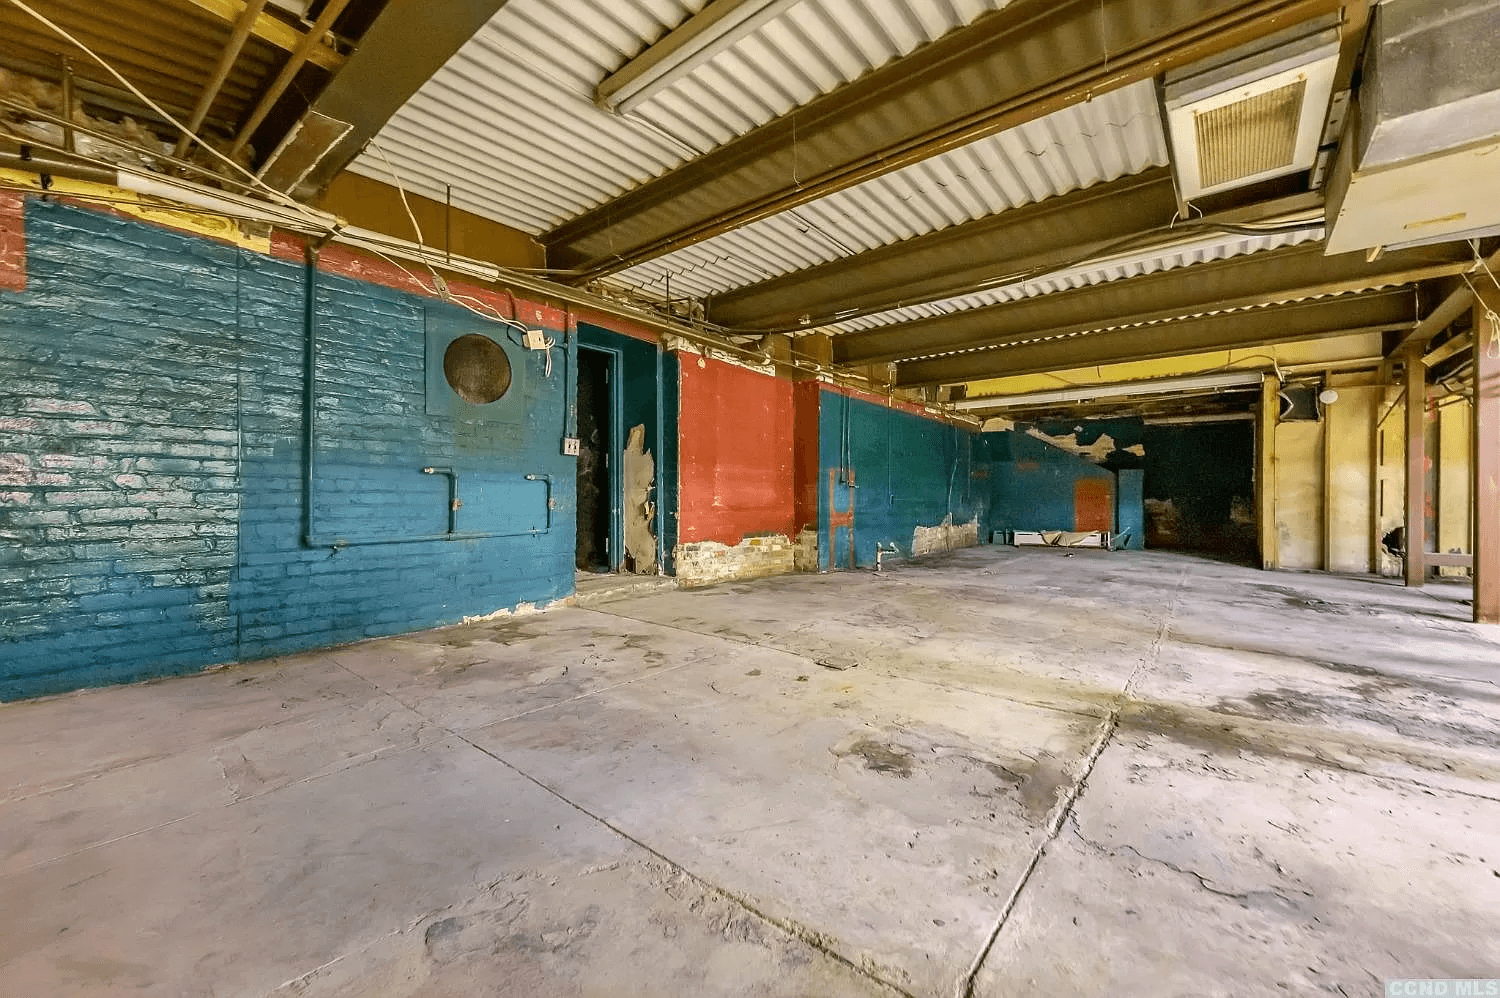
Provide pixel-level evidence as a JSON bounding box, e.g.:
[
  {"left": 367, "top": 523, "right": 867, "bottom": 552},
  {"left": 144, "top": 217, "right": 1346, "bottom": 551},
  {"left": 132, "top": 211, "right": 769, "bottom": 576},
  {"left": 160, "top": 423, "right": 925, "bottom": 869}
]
[{"left": 1165, "top": 25, "right": 1340, "bottom": 200}]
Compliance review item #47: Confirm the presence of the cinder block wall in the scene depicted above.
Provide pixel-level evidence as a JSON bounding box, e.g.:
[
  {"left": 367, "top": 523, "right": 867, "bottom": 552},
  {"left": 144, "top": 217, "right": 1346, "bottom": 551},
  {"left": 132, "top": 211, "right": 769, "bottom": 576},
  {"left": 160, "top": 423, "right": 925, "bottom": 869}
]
[{"left": 1, "top": 200, "right": 573, "bottom": 700}]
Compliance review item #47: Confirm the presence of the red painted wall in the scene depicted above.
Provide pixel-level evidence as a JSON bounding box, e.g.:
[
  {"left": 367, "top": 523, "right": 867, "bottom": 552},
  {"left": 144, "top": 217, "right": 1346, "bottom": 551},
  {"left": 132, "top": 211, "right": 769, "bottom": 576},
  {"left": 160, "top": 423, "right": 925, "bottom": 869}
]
[
  {"left": 1074, "top": 478, "right": 1115, "bottom": 532},
  {"left": 678, "top": 356, "right": 798, "bottom": 545}
]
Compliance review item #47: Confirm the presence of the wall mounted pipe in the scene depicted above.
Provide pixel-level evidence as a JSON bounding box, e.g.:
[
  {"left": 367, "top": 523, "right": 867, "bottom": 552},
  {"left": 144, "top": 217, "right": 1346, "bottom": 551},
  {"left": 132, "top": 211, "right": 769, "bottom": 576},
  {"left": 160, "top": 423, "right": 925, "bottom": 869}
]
[{"left": 298, "top": 247, "right": 551, "bottom": 551}]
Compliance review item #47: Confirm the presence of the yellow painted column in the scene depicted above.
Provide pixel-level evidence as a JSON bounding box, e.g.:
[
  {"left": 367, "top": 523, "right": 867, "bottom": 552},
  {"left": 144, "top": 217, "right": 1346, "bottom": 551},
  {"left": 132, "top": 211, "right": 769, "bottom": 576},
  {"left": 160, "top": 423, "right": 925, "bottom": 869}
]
[{"left": 1257, "top": 376, "right": 1280, "bottom": 571}]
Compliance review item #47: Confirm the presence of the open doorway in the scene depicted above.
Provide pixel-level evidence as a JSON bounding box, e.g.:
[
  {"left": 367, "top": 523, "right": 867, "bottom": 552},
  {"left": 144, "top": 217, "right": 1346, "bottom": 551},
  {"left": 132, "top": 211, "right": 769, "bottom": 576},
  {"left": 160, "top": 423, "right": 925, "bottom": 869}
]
[
  {"left": 576, "top": 346, "right": 615, "bottom": 572},
  {"left": 1143, "top": 422, "right": 1257, "bottom": 564}
]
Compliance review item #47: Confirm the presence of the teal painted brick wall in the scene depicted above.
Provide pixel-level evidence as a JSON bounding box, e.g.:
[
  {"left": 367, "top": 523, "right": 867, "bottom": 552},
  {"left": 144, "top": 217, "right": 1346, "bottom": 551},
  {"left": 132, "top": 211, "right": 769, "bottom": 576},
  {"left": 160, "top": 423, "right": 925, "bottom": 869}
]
[
  {"left": 984, "top": 429, "right": 1116, "bottom": 535},
  {"left": 816, "top": 390, "right": 985, "bottom": 569},
  {"left": 1, "top": 202, "right": 242, "bottom": 699},
  {"left": 0, "top": 199, "right": 574, "bottom": 700}
]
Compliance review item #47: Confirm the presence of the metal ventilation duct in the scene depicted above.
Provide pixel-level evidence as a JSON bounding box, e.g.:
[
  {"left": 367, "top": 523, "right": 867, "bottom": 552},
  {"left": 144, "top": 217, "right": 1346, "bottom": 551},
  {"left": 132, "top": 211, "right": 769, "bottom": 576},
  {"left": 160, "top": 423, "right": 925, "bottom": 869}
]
[
  {"left": 1326, "top": 0, "right": 1500, "bottom": 253},
  {"left": 1164, "top": 19, "right": 1340, "bottom": 199}
]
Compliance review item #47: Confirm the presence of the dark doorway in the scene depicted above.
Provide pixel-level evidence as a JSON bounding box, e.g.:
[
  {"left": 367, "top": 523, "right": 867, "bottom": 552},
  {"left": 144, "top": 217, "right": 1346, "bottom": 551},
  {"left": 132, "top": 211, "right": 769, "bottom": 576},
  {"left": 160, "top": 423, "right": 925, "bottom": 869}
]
[
  {"left": 576, "top": 347, "right": 613, "bottom": 572},
  {"left": 1142, "top": 422, "right": 1257, "bottom": 564}
]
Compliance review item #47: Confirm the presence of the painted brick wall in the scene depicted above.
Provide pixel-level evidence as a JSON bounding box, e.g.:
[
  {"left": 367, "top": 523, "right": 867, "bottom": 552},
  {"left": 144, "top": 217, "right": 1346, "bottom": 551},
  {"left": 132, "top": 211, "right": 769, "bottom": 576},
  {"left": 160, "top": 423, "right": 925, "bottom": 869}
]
[
  {"left": 1, "top": 199, "right": 574, "bottom": 700},
  {"left": 0, "top": 192, "right": 25, "bottom": 291},
  {"left": 678, "top": 356, "right": 798, "bottom": 545},
  {"left": 232, "top": 250, "right": 574, "bottom": 662},
  {"left": 985, "top": 430, "right": 1117, "bottom": 536},
  {"left": 817, "top": 388, "right": 984, "bottom": 569},
  {"left": 1, "top": 202, "right": 243, "bottom": 699}
]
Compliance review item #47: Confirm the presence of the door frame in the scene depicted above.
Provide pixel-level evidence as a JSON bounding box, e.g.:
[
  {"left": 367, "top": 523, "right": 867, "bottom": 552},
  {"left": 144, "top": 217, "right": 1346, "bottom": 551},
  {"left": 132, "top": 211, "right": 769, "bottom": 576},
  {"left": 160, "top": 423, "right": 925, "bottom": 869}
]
[{"left": 577, "top": 342, "right": 624, "bottom": 572}]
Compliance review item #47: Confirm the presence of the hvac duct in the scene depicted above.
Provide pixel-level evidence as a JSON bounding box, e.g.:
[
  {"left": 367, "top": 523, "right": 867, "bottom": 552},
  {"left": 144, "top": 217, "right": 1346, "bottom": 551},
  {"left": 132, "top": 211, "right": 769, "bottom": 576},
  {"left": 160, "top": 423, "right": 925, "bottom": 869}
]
[{"left": 1326, "top": 0, "right": 1500, "bottom": 253}]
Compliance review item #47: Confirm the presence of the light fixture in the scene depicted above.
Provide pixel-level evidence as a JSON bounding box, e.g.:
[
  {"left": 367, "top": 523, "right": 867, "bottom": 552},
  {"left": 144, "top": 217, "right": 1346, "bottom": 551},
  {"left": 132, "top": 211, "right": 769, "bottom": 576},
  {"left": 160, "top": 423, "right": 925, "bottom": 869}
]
[
  {"left": 1319, "top": 388, "right": 1340, "bottom": 405},
  {"left": 952, "top": 371, "right": 1265, "bottom": 411},
  {"left": 596, "top": 0, "right": 800, "bottom": 114}
]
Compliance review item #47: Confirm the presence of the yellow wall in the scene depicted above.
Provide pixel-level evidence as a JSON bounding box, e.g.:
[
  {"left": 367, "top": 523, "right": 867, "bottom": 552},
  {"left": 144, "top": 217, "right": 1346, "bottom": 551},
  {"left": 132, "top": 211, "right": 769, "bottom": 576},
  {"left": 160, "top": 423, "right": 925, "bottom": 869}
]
[
  {"left": 966, "top": 336, "right": 1475, "bottom": 579},
  {"left": 1437, "top": 399, "right": 1473, "bottom": 577},
  {"left": 1275, "top": 419, "right": 1324, "bottom": 570},
  {"left": 1324, "top": 375, "right": 1379, "bottom": 574}
]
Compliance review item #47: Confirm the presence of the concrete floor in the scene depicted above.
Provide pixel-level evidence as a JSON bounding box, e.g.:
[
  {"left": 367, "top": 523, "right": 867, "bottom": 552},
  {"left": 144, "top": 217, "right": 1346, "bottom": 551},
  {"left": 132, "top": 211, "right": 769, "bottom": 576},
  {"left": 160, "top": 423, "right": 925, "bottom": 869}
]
[{"left": 4, "top": 548, "right": 1500, "bottom": 998}]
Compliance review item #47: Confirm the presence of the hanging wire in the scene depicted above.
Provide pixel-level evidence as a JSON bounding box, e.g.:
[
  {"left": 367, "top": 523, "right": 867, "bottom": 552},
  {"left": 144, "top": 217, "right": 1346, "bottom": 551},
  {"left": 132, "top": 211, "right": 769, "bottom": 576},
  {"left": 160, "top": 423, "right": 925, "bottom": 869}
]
[
  {"left": 1466, "top": 240, "right": 1500, "bottom": 359},
  {"left": 3, "top": 0, "right": 321, "bottom": 219},
  {"left": 367, "top": 139, "right": 557, "bottom": 375}
]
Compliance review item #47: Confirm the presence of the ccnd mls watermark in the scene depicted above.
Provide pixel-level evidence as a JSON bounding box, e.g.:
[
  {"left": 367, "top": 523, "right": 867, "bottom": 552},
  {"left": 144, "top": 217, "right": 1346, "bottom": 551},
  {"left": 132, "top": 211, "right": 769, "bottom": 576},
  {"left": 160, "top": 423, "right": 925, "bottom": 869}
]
[{"left": 1387, "top": 981, "right": 1500, "bottom": 996}]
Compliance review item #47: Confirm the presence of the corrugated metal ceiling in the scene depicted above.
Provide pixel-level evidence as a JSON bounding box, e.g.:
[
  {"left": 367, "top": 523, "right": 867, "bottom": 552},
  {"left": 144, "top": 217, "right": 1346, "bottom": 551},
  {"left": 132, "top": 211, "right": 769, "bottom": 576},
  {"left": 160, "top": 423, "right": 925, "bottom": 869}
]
[
  {"left": 346, "top": 0, "right": 1015, "bottom": 235},
  {"left": 825, "top": 226, "right": 1329, "bottom": 338},
  {"left": 342, "top": 0, "right": 1342, "bottom": 374},
  {"left": 605, "top": 81, "right": 1168, "bottom": 301}
]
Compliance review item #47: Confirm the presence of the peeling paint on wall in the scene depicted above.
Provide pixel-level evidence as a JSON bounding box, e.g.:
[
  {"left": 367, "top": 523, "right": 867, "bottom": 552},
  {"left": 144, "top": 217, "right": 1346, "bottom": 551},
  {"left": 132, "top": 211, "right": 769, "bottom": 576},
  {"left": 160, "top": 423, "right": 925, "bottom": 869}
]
[
  {"left": 911, "top": 515, "right": 980, "bottom": 556},
  {"left": 623, "top": 424, "right": 657, "bottom": 574},
  {"left": 0, "top": 190, "right": 26, "bottom": 292},
  {"left": 1026, "top": 426, "right": 1144, "bottom": 464}
]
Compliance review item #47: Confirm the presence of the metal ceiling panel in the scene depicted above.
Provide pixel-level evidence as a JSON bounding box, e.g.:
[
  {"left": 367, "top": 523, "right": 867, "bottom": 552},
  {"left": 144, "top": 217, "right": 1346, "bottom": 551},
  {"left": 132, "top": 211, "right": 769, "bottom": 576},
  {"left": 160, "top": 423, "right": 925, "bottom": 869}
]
[
  {"left": 824, "top": 226, "right": 1328, "bottom": 335},
  {"left": 345, "top": 0, "right": 1012, "bottom": 234},
  {"left": 606, "top": 80, "right": 1168, "bottom": 300}
]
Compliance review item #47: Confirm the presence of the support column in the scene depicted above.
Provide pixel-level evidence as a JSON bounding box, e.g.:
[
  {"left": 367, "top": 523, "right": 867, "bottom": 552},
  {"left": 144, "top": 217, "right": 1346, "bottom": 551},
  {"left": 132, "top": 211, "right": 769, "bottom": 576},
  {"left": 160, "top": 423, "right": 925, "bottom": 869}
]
[
  {"left": 1322, "top": 397, "right": 1334, "bottom": 571},
  {"left": 1475, "top": 278, "right": 1500, "bottom": 624},
  {"left": 1257, "top": 375, "right": 1280, "bottom": 571},
  {"left": 1404, "top": 351, "right": 1426, "bottom": 587}
]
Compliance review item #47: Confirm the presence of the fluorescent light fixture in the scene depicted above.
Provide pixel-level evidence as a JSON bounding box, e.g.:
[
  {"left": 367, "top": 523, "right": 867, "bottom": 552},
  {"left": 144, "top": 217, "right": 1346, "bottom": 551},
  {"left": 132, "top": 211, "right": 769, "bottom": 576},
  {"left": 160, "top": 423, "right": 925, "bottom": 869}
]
[
  {"left": 953, "top": 371, "right": 1265, "bottom": 411},
  {"left": 1144, "top": 412, "right": 1257, "bottom": 425},
  {"left": 596, "top": 0, "right": 801, "bottom": 114}
]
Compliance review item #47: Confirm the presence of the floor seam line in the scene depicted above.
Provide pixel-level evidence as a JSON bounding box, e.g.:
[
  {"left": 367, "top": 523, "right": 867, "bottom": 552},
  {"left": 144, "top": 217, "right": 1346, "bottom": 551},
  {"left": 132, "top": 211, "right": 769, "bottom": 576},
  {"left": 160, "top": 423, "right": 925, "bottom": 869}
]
[
  {"left": 325, "top": 648, "right": 918, "bottom": 998},
  {"left": 952, "top": 709, "right": 1119, "bottom": 998},
  {"left": 953, "top": 563, "right": 1191, "bottom": 998}
]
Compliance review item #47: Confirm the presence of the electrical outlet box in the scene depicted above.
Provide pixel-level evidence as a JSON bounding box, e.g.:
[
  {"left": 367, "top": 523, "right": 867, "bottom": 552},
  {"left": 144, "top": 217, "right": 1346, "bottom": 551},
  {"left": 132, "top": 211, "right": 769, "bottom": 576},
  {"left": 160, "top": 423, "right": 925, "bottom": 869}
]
[
  {"left": 523, "top": 329, "right": 550, "bottom": 350},
  {"left": 562, "top": 437, "right": 580, "bottom": 456}
]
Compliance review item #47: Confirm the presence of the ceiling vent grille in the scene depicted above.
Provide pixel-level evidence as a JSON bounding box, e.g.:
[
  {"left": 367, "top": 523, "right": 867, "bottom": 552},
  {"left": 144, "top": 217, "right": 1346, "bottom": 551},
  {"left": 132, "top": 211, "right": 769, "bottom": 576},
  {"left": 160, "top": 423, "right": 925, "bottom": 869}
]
[
  {"left": 1165, "top": 23, "right": 1339, "bottom": 200},
  {"left": 1195, "top": 79, "right": 1307, "bottom": 189}
]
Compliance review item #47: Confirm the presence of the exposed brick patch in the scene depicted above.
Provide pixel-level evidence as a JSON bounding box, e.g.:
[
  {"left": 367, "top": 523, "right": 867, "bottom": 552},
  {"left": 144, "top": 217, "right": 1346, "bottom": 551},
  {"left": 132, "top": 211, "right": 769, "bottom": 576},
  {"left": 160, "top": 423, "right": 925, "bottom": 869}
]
[
  {"left": 911, "top": 515, "right": 981, "bottom": 556},
  {"left": 674, "top": 534, "right": 800, "bottom": 587},
  {"left": 0, "top": 192, "right": 24, "bottom": 292}
]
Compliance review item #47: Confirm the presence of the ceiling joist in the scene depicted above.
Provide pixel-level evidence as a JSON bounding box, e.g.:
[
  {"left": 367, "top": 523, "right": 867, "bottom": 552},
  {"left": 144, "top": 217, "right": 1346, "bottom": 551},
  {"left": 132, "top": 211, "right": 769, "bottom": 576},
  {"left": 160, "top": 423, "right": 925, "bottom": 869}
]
[
  {"left": 183, "top": 0, "right": 343, "bottom": 70},
  {"left": 708, "top": 169, "right": 1180, "bottom": 332},
  {"left": 258, "top": 0, "right": 514, "bottom": 195}
]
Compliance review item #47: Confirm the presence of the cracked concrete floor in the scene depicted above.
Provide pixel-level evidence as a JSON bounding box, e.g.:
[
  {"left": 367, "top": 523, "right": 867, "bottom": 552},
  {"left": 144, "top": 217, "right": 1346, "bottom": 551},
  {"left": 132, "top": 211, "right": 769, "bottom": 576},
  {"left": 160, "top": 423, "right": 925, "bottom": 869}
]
[{"left": 3, "top": 549, "right": 1500, "bottom": 997}]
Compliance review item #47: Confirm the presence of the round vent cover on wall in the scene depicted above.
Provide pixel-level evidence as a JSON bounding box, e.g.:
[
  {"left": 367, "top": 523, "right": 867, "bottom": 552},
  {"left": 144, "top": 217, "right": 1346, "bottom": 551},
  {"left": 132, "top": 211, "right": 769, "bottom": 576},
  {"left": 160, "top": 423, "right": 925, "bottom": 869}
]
[{"left": 443, "top": 333, "right": 512, "bottom": 404}]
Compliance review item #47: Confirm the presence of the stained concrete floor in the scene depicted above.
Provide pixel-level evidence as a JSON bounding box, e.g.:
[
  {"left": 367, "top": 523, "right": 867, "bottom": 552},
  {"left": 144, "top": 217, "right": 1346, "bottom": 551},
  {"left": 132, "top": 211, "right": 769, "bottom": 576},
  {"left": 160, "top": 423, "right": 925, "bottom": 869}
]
[{"left": 4, "top": 548, "right": 1500, "bottom": 998}]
